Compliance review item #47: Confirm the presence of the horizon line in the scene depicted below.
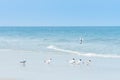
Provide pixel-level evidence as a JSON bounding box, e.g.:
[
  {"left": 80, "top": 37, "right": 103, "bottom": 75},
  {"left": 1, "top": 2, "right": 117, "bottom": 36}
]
[{"left": 0, "top": 26, "right": 120, "bottom": 27}]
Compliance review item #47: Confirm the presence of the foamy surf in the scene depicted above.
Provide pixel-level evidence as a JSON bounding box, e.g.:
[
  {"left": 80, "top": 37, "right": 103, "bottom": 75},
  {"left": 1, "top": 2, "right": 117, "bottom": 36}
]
[{"left": 47, "top": 45, "right": 120, "bottom": 58}]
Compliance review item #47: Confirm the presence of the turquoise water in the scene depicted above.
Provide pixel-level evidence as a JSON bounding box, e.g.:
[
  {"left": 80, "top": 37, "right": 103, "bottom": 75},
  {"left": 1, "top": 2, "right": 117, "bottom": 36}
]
[{"left": 0, "top": 27, "right": 120, "bottom": 56}]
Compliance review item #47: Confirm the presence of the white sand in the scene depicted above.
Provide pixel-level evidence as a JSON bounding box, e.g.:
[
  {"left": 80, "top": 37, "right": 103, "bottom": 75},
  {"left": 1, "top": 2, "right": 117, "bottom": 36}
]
[
  {"left": 0, "top": 78, "right": 16, "bottom": 80},
  {"left": 0, "top": 49, "right": 120, "bottom": 80}
]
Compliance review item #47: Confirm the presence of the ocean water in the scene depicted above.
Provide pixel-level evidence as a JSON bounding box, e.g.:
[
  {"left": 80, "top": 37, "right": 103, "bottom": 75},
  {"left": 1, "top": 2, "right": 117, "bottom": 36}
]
[{"left": 0, "top": 26, "right": 120, "bottom": 58}]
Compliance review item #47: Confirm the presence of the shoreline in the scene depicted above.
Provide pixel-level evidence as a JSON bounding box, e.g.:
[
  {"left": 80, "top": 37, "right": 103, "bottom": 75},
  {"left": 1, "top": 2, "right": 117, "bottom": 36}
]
[{"left": 0, "top": 49, "right": 120, "bottom": 80}]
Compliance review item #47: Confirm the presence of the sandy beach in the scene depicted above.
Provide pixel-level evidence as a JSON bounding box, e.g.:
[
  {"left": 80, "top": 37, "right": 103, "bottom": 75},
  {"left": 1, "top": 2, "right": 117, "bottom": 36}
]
[{"left": 0, "top": 48, "right": 120, "bottom": 80}]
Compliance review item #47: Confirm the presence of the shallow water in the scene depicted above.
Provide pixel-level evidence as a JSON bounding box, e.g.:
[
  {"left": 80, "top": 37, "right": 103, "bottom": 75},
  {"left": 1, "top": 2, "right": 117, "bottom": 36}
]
[{"left": 0, "top": 27, "right": 120, "bottom": 57}]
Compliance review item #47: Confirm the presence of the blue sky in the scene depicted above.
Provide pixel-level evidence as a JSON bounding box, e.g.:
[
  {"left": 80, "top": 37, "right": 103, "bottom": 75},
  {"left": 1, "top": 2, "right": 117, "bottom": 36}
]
[{"left": 0, "top": 0, "right": 120, "bottom": 26}]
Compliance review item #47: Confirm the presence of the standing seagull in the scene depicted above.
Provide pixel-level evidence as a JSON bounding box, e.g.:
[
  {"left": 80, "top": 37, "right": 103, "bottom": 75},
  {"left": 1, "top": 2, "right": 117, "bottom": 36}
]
[
  {"left": 69, "top": 58, "right": 75, "bottom": 64},
  {"left": 75, "top": 59, "right": 82, "bottom": 65},
  {"left": 44, "top": 58, "right": 52, "bottom": 64},
  {"left": 20, "top": 60, "right": 26, "bottom": 67},
  {"left": 86, "top": 60, "right": 91, "bottom": 66}
]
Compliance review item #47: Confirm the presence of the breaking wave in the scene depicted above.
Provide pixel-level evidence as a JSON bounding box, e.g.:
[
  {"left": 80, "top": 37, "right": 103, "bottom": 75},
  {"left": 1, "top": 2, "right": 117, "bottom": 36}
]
[{"left": 47, "top": 45, "right": 120, "bottom": 58}]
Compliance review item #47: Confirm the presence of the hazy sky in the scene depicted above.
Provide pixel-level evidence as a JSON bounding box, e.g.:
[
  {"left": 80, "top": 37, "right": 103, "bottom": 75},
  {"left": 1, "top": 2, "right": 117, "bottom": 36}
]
[{"left": 0, "top": 0, "right": 120, "bottom": 26}]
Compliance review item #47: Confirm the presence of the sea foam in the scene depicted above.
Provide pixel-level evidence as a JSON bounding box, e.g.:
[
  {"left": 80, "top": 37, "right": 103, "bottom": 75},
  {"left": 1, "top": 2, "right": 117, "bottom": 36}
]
[{"left": 47, "top": 45, "right": 120, "bottom": 58}]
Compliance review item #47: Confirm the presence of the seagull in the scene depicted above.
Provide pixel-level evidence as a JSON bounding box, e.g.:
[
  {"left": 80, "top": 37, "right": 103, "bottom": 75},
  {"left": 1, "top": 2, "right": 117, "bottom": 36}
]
[
  {"left": 75, "top": 59, "right": 82, "bottom": 65},
  {"left": 44, "top": 58, "right": 52, "bottom": 64},
  {"left": 20, "top": 60, "right": 26, "bottom": 67},
  {"left": 86, "top": 60, "right": 91, "bottom": 66},
  {"left": 69, "top": 58, "right": 75, "bottom": 64}
]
